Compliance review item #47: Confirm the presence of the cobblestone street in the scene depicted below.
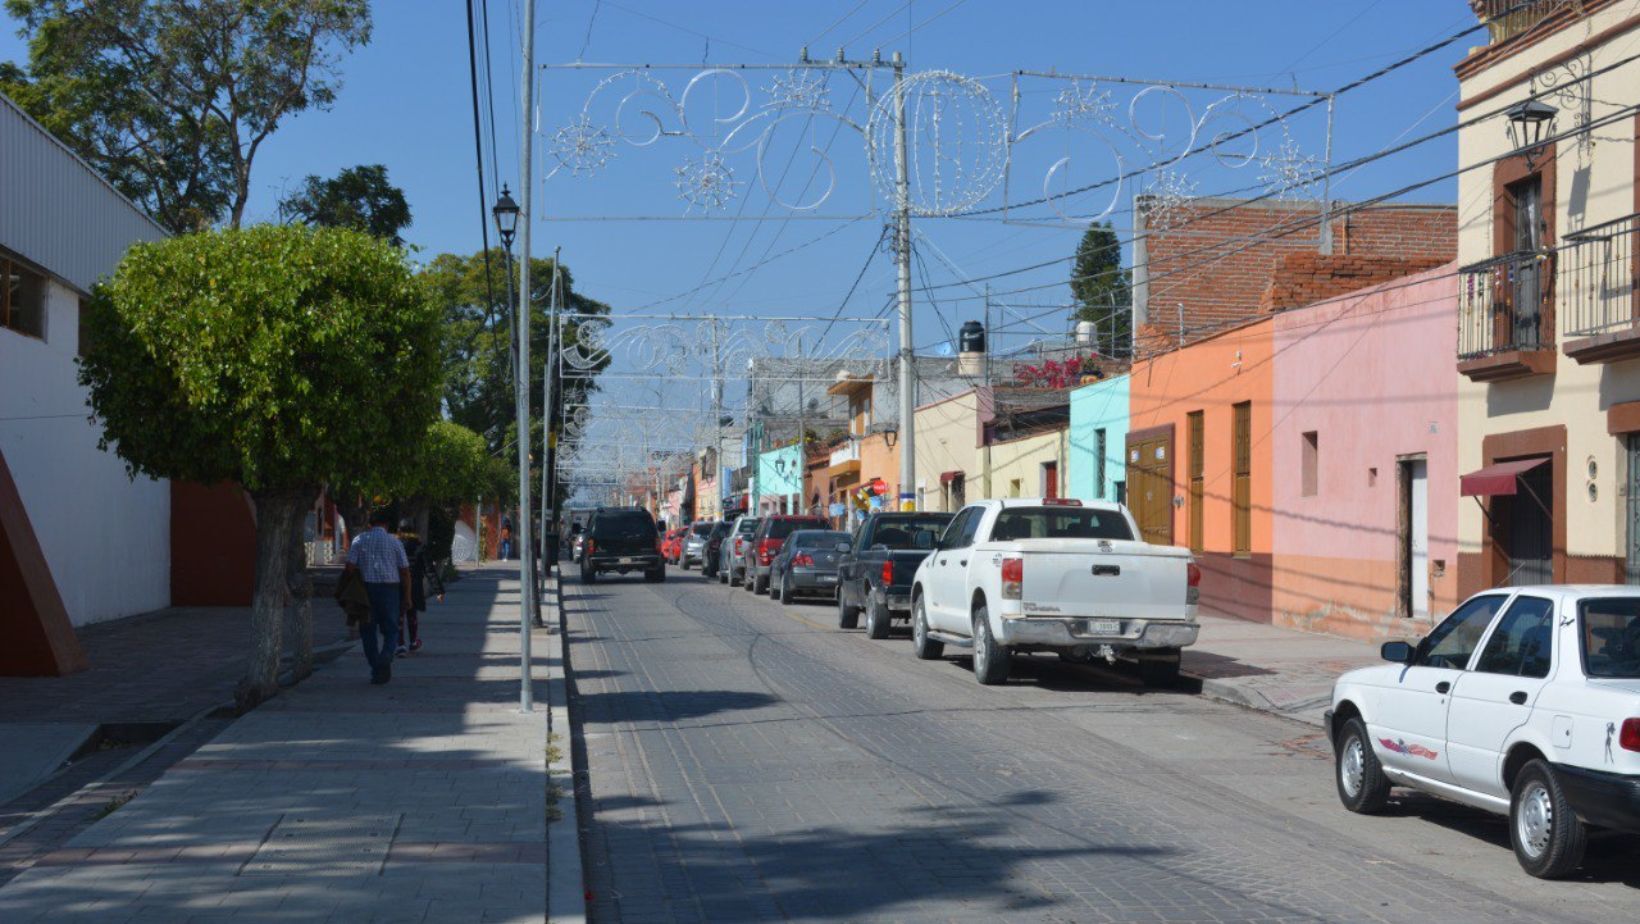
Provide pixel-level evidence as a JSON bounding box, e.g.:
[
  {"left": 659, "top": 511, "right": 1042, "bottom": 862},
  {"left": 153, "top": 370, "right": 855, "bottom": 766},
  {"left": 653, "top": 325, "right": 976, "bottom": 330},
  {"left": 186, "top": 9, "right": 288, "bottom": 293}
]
[{"left": 567, "top": 572, "right": 1640, "bottom": 924}]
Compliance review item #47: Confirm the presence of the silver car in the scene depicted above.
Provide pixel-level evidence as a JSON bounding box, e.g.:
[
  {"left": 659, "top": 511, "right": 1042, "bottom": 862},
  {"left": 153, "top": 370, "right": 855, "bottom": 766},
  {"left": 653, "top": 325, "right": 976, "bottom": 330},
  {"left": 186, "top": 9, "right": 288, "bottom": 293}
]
[
  {"left": 719, "top": 515, "right": 761, "bottom": 586},
  {"left": 680, "top": 521, "right": 715, "bottom": 569}
]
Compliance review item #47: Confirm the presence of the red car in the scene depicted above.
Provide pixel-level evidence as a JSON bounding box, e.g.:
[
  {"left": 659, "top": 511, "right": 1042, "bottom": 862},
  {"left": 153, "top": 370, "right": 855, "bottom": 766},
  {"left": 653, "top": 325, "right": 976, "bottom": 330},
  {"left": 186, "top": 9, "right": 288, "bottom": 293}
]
[{"left": 661, "top": 527, "right": 688, "bottom": 564}]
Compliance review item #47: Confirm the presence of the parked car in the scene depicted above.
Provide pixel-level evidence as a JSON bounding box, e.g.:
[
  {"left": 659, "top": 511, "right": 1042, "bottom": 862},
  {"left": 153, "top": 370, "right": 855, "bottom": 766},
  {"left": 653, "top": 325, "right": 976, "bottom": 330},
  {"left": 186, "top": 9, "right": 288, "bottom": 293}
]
[
  {"left": 681, "top": 521, "right": 716, "bottom": 569},
  {"left": 720, "top": 515, "right": 761, "bottom": 586},
  {"left": 909, "top": 498, "right": 1199, "bottom": 686},
  {"left": 1326, "top": 586, "right": 1640, "bottom": 878},
  {"left": 768, "top": 530, "right": 852, "bottom": 604},
  {"left": 701, "top": 522, "right": 730, "bottom": 579},
  {"left": 661, "top": 527, "right": 687, "bottom": 565},
  {"left": 837, "top": 511, "right": 954, "bottom": 638},
  {"left": 745, "top": 515, "right": 830, "bottom": 594},
  {"left": 579, "top": 506, "right": 665, "bottom": 584}
]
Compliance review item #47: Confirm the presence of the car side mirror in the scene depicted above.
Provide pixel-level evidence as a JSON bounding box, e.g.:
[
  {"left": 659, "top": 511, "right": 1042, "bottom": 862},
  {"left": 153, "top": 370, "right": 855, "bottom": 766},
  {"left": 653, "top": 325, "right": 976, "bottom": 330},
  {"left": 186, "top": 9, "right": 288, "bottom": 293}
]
[
  {"left": 1380, "top": 641, "right": 1414, "bottom": 664},
  {"left": 835, "top": 542, "right": 850, "bottom": 553}
]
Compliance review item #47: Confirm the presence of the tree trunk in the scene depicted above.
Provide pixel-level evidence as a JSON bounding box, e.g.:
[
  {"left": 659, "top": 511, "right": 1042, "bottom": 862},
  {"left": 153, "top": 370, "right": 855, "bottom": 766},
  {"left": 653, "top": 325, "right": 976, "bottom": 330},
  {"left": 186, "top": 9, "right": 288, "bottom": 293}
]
[
  {"left": 238, "top": 487, "right": 312, "bottom": 711},
  {"left": 284, "top": 499, "right": 314, "bottom": 683}
]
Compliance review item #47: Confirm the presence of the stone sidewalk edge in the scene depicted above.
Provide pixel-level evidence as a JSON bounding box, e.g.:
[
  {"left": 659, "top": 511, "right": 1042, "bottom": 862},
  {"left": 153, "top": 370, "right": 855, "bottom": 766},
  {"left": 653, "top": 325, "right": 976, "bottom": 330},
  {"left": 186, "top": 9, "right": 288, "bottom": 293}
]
[
  {"left": 1182, "top": 673, "right": 1328, "bottom": 729},
  {"left": 546, "top": 572, "right": 587, "bottom": 924}
]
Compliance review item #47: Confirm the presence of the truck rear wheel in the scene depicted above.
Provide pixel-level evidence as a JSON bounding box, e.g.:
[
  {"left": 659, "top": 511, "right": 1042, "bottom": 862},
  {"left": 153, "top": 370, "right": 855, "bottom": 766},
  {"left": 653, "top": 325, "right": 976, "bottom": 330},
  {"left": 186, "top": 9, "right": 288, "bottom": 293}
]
[
  {"left": 912, "top": 596, "right": 942, "bottom": 660},
  {"left": 971, "top": 603, "right": 1010, "bottom": 685},
  {"left": 865, "top": 597, "right": 891, "bottom": 639}
]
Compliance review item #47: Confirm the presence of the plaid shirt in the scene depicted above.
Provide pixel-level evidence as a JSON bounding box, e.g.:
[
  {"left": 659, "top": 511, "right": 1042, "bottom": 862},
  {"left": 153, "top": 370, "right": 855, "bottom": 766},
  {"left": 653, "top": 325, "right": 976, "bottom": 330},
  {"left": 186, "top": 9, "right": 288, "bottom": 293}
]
[{"left": 348, "top": 527, "right": 409, "bottom": 584}]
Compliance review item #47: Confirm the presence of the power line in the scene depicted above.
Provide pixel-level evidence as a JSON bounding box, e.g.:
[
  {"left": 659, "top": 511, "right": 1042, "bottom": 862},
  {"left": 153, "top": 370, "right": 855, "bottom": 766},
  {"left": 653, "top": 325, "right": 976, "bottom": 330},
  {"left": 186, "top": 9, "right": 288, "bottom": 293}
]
[
  {"left": 806, "top": 0, "right": 873, "bottom": 47},
  {"left": 597, "top": 0, "right": 781, "bottom": 59},
  {"left": 842, "top": 0, "right": 914, "bottom": 48},
  {"left": 465, "top": 0, "right": 502, "bottom": 348},
  {"left": 878, "top": 0, "right": 972, "bottom": 46}
]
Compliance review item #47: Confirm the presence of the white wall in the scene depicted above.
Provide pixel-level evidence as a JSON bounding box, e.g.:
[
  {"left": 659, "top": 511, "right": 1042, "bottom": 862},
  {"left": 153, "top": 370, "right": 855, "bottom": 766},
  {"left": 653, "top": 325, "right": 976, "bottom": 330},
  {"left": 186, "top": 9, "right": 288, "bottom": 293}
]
[{"left": 0, "top": 276, "right": 170, "bottom": 625}]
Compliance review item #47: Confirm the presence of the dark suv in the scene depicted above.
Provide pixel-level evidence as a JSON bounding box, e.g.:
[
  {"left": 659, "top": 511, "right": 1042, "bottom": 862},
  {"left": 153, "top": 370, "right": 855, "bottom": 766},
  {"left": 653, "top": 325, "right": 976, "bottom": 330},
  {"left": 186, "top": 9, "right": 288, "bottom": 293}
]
[
  {"left": 580, "top": 506, "right": 665, "bottom": 584},
  {"left": 745, "top": 514, "right": 830, "bottom": 594}
]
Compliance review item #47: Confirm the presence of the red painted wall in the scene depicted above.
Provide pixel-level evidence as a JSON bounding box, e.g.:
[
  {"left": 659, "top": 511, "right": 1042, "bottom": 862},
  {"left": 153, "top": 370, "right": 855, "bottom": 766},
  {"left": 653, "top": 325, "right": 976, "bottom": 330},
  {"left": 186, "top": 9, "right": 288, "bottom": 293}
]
[{"left": 170, "top": 482, "right": 256, "bottom": 606}]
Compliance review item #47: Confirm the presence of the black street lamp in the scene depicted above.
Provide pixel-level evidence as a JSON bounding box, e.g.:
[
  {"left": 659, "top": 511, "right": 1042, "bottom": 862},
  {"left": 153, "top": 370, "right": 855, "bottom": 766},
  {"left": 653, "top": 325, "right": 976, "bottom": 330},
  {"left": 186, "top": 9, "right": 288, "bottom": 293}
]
[
  {"left": 1504, "top": 99, "right": 1558, "bottom": 168},
  {"left": 492, "top": 185, "right": 521, "bottom": 250}
]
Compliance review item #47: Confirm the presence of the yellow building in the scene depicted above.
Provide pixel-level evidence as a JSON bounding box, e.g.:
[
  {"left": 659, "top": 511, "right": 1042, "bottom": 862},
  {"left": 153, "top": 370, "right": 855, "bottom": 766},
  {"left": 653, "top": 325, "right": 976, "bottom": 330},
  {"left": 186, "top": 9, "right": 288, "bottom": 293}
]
[
  {"left": 913, "top": 387, "right": 1070, "bottom": 509},
  {"left": 1454, "top": 1, "right": 1640, "bottom": 593}
]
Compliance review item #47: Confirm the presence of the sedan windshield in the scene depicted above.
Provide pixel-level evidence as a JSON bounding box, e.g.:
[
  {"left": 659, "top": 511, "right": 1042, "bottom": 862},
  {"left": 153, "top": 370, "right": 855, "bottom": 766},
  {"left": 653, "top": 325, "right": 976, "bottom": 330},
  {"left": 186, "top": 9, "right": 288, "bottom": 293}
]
[{"left": 1580, "top": 598, "right": 1640, "bottom": 679}]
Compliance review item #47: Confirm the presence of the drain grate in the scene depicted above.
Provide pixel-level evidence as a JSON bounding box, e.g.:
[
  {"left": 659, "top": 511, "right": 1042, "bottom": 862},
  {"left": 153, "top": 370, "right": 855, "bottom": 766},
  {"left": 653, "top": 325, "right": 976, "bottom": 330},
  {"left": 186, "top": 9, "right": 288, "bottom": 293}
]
[{"left": 240, "top": 812, "right": 401, "bottom": 876}]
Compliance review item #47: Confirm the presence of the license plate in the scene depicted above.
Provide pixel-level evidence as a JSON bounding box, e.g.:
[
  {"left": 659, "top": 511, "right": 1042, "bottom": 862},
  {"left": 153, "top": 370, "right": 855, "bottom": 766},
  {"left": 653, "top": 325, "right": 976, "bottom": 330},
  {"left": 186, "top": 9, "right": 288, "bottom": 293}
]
[
  {"left": 818, "top": 575, "right": 837, "bottom": 583},
  {"left": 617, "top": 557, "right": 636, "bottom": 565},
  {"left": 1084, "top": 619, "right": 1121, "bottom": 635}
]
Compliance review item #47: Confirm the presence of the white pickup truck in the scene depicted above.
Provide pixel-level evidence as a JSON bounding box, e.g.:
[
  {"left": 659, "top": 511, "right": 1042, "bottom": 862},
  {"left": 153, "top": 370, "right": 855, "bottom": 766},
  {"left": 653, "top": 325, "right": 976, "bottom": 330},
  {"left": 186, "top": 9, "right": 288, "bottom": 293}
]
[{"left": 908, "top": 498, "right": 1201, "bottom": 685}]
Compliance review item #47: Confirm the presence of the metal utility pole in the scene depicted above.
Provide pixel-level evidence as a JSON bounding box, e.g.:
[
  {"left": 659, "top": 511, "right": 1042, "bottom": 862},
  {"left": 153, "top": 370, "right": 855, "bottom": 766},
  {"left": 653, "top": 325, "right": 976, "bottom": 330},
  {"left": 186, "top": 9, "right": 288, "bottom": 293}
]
[
  {"left": 711, "top": 323, "right": 725, "bottom": 521},
  {"left": 515, "top": 0, "right": 537, "bottom": 713},
  {"left": 544, "top": 253, "right": 562, "bottom": 583},
  {"left": 1319, "top": 93, "right": 1337, "bottom": 256},
  {"left": 892, "top": 51, "right": 916, "bottom": 512}
]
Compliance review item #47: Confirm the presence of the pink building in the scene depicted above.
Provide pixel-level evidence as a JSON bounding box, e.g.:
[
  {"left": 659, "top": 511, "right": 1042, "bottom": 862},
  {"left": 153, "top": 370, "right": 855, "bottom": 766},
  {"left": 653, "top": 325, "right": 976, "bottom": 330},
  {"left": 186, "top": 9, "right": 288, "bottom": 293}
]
[{"left": 1270, "top": 263, "right": 1459, "bottom": 640}]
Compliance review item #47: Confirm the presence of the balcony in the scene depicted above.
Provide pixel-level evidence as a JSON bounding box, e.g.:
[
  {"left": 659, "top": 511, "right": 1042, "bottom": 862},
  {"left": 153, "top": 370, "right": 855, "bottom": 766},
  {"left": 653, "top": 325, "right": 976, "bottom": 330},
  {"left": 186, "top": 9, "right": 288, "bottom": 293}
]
[
  {"left": 1474, "top": 0, "right": 1573, "bottom": 45},
  {"left": 1561, "top": 213, "right": 1640, "bottom": 364},
  {"left": 1457, "top": 250, "right": 1558, "bottom": 383}
]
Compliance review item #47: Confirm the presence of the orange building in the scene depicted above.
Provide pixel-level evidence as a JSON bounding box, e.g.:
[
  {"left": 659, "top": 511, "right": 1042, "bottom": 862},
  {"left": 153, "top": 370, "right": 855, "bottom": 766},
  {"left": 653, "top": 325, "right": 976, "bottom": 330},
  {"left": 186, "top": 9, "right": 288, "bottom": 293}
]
[{"left": 1127, "top": 317, "right": 1275, "bottom": 623}]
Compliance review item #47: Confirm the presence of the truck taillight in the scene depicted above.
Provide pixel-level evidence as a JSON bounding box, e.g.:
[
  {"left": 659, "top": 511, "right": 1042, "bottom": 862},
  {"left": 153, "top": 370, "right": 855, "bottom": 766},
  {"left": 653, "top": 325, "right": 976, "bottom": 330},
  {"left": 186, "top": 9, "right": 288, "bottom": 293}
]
[
  {"left": 882, "top": 560, "right": 894, "bottom": 584},
  {"left": 1186, "top": 561, "right": 1201, "bottom": 605},
  {"left": 734, "top": 538, "right": 744, "bottom": 554},
  {"left": 1001, "top": 556, "right": 1023, "bottom": 600},
  {"left": 1622, "top": 718, "right": 1640, "bottom": 753},
  {"left": 585, "top": 539, "right": 595, "bottom": 556},
  {"left": 758, "top": 539, "right": 780, "bottom": 564}
]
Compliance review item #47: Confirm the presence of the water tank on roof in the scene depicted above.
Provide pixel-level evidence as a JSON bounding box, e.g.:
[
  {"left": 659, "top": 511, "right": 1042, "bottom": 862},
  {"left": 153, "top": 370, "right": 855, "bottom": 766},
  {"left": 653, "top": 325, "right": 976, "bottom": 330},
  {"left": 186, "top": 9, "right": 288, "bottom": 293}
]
[{"left": 957, "top": 320, "right": 985, "bottom": 377}]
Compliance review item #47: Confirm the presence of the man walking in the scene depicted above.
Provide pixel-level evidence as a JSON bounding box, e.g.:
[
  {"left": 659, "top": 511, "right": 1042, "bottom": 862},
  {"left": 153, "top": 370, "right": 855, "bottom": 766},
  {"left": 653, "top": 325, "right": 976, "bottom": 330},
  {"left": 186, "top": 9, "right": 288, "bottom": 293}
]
[{"left": 344, "top": 509, "right": 411, "bottom": 684}]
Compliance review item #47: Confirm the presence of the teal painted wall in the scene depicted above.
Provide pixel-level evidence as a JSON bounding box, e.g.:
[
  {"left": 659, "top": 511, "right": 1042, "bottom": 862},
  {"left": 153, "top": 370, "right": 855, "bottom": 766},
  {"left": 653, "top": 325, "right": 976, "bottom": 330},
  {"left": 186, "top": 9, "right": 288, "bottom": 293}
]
[
  {"left": 1068, "top": 375, "right": 1129, "bottom": 503},
  {"left": 757, "top": 444, "right": 804, "bottom": 505}
]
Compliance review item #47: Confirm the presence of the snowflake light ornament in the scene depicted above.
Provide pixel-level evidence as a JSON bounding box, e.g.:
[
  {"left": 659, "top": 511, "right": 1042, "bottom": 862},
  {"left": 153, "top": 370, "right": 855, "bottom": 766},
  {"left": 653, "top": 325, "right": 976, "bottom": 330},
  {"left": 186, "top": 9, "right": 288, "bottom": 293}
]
[
  {"left": 1053, "top": 80, "right": 1117, "bottom": 128},
  {"left": 1144, "top": 169, "right": 1199, "bottom": 231},
  {"left": 550, "top": 114, "right": 617, "bottom": 176},
  {"left": 674, "top": 151, "right": 742, "bottom": 213},
  {"left": 764, "top": 69, "right": 830, "bottom": 111},
  {"left": 1258, "top": 135, "right": 1324, "bottom": 202}
]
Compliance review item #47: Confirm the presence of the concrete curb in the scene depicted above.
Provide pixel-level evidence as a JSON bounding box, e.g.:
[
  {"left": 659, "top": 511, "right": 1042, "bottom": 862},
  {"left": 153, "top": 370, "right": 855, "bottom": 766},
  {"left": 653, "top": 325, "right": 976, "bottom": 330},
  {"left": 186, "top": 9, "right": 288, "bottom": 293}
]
[
  {"left": 545, "top": 572, "right": 587, "bottom": 924},
  {"left": 1183, "top": 672, "right": 1327, "bottom": 729}
]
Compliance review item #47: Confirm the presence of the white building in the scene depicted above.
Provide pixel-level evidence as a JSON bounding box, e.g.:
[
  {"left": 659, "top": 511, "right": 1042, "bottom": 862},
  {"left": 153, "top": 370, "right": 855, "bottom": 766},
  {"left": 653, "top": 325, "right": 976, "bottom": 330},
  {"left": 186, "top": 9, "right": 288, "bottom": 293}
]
[{"left": 1, "top": 91, "right": 169, "bottom": 674}]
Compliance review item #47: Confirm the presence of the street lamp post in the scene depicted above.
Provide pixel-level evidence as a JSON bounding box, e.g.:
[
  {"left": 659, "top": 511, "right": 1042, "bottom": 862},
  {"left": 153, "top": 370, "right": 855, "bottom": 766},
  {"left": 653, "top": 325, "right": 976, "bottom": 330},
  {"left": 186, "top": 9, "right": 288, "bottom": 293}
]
[{"left": 492, "top": 181, "right": 534, "bottom": 714}]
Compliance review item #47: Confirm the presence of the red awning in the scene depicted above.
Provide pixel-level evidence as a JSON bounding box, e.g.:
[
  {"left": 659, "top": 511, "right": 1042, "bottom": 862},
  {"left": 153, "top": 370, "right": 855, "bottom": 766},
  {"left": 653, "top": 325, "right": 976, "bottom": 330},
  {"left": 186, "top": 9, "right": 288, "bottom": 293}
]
[
  {"left": 939, "top": 470, "right": 964, "bottom": 485},
  {"left": 1460, "top": 458, "right": 1548, "bottom": 497}
]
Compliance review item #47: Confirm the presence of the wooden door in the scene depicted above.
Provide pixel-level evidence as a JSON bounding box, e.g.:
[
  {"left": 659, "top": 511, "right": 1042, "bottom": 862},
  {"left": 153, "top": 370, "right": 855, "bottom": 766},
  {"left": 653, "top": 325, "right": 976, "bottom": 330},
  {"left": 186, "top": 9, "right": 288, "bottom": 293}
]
[{"left": 1127, "top": 434, "right": 1173, "bottom": 546}]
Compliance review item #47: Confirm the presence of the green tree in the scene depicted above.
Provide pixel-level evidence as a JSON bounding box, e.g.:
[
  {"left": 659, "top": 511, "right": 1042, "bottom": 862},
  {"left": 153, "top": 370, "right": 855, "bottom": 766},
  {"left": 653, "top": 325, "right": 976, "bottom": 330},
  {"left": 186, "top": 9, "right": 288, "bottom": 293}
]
[
  {"left": 1, "top": 0, "right": 372, "bottom": 233},
  {"left": 279, "top": 164, "right": 412, "bottom": 246},
  {"left": 1069, "top": 221, "right": 1133, "bottom": 355},
  {"left": 79, "top": 225, "right": 441, "bottom": 707},
  {"left": 422, "top": 249, "right": 610, "bottom": 511}
]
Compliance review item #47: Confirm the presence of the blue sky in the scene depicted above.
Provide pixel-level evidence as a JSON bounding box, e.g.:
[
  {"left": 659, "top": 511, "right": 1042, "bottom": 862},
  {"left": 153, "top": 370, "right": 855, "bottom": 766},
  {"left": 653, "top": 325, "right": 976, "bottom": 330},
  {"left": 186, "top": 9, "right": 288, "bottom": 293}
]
[{"left": 1, "top": 0, "right": 1477, "bottom": 356}]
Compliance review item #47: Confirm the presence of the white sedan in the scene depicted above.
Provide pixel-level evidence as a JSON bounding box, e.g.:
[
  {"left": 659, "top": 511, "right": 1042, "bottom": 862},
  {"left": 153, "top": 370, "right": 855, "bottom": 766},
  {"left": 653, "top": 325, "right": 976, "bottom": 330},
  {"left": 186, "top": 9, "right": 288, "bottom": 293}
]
[{"left": 1325, "top": 585, "right": 1640, "bottom": 878}]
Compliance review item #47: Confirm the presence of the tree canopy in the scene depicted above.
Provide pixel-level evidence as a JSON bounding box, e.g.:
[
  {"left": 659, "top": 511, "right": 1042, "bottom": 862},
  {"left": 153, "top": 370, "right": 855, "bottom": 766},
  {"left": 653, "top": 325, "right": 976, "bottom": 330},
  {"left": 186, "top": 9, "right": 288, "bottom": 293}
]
[
  {"left": 1069, "top": 221, "right": 1133, "bottom": 354},
  {"left": 279, "top": 163, "right": 412, "bottom": 246},
  {"left": 79, "top": 224, "right": 442, "bottom": 703},
  {"left": 1, "top": 0, "right": 372, "bottom": 232}
]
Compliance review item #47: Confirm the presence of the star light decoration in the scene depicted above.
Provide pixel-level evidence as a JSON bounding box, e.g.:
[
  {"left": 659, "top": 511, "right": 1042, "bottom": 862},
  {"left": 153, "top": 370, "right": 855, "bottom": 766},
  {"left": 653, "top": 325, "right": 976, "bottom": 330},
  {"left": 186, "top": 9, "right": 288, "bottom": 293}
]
[
  {"left": 1144, "top": 169, "right": 1199, "bottom": 231},
  {"left": 1258, "top": 135, "right": 1324, "bottom": 202},
  {"left": 674, "top": 151, "right": 742, "bottom": 213},
  {"left": 764, "top": 69, "right": 830, "bottom": 112},
  {"left": 550, "top": 114, "right": 618, "bottom": 177},
  {"left": 1052, "top": 80, "right": 1117, "bottom": 129}
]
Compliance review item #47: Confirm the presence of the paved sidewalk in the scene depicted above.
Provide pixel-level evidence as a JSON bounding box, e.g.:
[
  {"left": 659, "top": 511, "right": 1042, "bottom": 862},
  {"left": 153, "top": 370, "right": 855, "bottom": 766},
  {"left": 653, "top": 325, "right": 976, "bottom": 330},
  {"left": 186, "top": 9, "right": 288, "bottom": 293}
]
[
  {"left": 0, "top": 564, "right": 550, "bottom": 923},
  {"left": 1182, "top": 614, "right": 1386, "bottom": 727}
]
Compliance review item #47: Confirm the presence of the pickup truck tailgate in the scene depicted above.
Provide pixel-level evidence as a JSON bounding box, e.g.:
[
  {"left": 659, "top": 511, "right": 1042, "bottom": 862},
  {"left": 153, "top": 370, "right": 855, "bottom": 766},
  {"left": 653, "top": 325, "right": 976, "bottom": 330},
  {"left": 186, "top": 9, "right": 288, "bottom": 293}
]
[{"left": 1012, "top": 540, "right": 1191, "bottom": 620}]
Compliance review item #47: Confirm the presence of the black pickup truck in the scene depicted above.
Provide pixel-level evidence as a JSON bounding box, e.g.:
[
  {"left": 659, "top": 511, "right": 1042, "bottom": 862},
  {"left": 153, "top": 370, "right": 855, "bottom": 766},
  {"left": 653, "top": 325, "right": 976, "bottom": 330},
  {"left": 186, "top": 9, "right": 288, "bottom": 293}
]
[{"left": 835, "top": 511, "right": 954, "bottom": 638}]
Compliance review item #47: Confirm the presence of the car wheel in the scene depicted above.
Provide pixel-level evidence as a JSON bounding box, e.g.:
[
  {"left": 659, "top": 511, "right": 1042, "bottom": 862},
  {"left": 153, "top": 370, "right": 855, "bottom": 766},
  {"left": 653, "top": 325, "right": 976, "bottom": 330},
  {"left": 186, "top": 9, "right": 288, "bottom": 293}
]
[
  {"left": 1511, "top": 759, "right": 1587, "bottom": 879},
  {"left": 912, "top": 595, "right": 943, "bottom": 660},
  {"left": 768, "top": 571, "right": 780, "bottom": 599},
  {"left": 865, "top": 596, "right": 891, "bottom": 640},
  {"left": 836, "top": 591, "right": 860, "bottom": 629},
  {"left": 580, "top": 566, "right": 598, "bottom": 585},
  {"left": 779, "top": 574, "right": 793, "bottom": 605},
  {"left": 971, "top": 603, "right": 1010, "bottom": 685},
  {"left": 752, "top": 573, "right": 767, "bottom": 595},
  {"left": 1137, "top": 649, "right": 1182, "bottom": 687},
  {"left": 1334, "top": 717, "right": 1390, "bottom": 814}
]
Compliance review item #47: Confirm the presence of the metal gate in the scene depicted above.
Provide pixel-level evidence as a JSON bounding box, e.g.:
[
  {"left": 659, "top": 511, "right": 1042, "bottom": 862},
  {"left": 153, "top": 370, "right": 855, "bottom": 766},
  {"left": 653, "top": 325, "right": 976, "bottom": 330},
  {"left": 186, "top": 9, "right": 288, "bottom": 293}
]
[{"left": 1508, "top": 462, "right": 1553, "bottom": 586}]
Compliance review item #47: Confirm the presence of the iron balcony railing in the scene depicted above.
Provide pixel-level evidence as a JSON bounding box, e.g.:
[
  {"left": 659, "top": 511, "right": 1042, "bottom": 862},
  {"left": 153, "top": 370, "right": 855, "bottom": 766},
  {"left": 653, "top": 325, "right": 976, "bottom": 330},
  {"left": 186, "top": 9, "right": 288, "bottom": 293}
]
[
  {"left": 1458, "top": 249, "right": 1556, "bottom": 360},
  {"left": 1562, "top": 212, "right": 1639, "bottom": 337},
  {"left": 1476, "top": 0, "right": 1573, "bottom": 45}
]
